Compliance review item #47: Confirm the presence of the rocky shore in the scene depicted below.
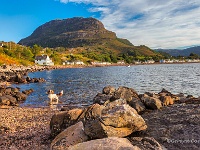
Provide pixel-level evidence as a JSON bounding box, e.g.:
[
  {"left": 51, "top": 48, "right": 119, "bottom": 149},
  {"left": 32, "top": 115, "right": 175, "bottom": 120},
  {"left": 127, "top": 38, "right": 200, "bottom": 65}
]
[
  {"left": 0, "top": 64, "right": 79, "bottom": 106},
  {"left": 48, "top": 86, "right": 200, "bottom": 150},
  {"left": 0, "top": 68, "right": 200, "bottom": 150}
]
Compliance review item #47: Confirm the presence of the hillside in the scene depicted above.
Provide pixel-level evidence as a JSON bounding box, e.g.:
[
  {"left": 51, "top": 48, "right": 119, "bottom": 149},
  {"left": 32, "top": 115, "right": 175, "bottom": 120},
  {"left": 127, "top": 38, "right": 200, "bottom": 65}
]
[
  {"left": 18, "top": 17, "right": 160, "bottom": 58},
  {"left": 0, "top": 42, "right": 34, "bottom": 66},
  {"left": 156, "top": 46, "right": 200, "bottom": 57}
]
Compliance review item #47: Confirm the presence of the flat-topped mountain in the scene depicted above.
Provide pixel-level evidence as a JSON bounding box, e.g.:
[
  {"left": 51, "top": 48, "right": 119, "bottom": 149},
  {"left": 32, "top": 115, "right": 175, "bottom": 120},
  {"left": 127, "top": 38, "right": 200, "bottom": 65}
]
[
  {"left": 18, "top": 17, "right": 116, "bottom": 48},
  {"left": 18, "top": 17, "right": 160, "bottom": 57}
]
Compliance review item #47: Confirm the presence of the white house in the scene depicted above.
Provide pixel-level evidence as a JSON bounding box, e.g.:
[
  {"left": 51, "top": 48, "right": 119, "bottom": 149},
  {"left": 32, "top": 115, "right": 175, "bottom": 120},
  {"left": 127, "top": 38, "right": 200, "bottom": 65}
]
[
  {"left": 117, "top": 60, "right": 125, "bottom": 64},
  {"left": 35, "top": 55, "right": 54, "bottom": 66},
  {"left": 0, "top": 42, "right": 3, "bottom": 47},
  {"left": 64, "top": 60, "right": 85, "bottom": 65}
]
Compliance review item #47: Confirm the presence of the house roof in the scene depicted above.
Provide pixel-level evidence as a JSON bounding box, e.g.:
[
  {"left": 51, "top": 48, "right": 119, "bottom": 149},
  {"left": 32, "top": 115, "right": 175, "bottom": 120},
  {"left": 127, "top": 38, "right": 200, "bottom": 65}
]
[{"left": 35, "top": 55, "right": 48, "bottom": 61}]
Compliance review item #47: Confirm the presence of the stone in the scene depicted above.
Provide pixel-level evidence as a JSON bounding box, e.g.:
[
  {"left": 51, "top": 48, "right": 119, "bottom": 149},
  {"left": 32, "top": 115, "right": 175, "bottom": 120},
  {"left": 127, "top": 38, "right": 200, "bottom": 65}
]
[
  {"left": 50, "top": 104, "right": 102, "bottom": 138},
  {"left": 0, "top": 96, "right": 10, "bottom": 105},
  {"left": 50, "top": 108, "right": 84, "bottom": 138},
  {"left": 83, "top": 103, "right": 102, "bottom": 120},
  {"left": 14, "top": 92, "right": 27, "bottom": 101},
  {"left": 22, "top": 89, "right": 34, "bottom": 95},
  {"left": 68, "top": 137, "right": 140, "bottom": 150},
  {"left": 4, "top": 95, "right": 17, "bottom": 105},
  {"left": 160, "top": 96, "right": 174, "bottom": 106},
  {"left": 129, "top": 98, "right": 146, "bottom": 114},
  {"left": 102, "top": 85, "right": 116, "bottom": 95},
  {"left": 93, "top": 93, "right": 112, "bottom": 105},
  {"left": 111, "top": 86, "right": 140, "bottom": 102},
  {"left": 51, "top": 121, "right": 89, "bottom": 150},
  {"left": 84, "top": 103, "right": 147, "bottom": 139},
  {"left": 128, "top": 137, "right": 163, "bottom": 150},
  {"left": 142, "top": 96, "right": 162, "bottom": 110}
]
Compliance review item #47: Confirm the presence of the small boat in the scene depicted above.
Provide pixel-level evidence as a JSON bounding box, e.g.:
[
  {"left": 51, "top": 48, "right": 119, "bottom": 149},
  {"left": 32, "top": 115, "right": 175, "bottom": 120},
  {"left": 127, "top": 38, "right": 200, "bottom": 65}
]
[{"left": 127, "top": 65, "right": 131, "bottom": 67}]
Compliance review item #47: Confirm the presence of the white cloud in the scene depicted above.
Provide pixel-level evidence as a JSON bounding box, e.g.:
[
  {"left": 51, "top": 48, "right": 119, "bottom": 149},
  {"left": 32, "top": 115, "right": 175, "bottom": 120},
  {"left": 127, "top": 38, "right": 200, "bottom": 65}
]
[{"left": 59, "top": 0, "right": 200, "bottom": 49}]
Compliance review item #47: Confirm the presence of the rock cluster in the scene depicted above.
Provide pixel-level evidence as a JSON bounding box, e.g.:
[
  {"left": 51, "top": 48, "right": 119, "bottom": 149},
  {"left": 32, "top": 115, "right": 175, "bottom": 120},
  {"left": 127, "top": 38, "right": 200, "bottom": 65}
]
[
  {"left": 50, "top": 86, "right": 168, "bottom": 150},
  {"left": 0, "top": 86, "right": 33, "bottom": 106},
  {"left": 94, "top": 86, "right": 177, "bottom": 114},
  {"left": 50, "top": 85, "right": 200, "bottom": 149},
  {"left": 0, "top": 65, "right": 47, "bottom": 84}
]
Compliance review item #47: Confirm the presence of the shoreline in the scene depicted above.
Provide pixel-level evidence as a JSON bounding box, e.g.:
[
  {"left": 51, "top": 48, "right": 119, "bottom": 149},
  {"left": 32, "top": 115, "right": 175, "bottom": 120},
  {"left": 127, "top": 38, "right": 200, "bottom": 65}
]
[{"left": 0, "top": 88, "right": 200, "bottom": 149}]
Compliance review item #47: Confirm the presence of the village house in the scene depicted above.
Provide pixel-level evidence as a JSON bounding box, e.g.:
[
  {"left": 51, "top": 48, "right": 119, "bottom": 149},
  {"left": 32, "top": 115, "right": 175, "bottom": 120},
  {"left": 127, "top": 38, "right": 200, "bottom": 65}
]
[
  {"left": 117, "top": 60, "right": 125, "bottom": 65},
  {"left": 91, "top": 61, "right": 111, "bottom": 66},
  {"left": 35, "top": 55, "right": 54, "bottom": 66},
  {"left": 0, "top": 42, "right": 3, "bottom": 47},
  {"left": 146, "top": 60, "right": 155, "bottom": 64},
  {"left": 64, "top": 60, "right": 85, "bottom": 65}
]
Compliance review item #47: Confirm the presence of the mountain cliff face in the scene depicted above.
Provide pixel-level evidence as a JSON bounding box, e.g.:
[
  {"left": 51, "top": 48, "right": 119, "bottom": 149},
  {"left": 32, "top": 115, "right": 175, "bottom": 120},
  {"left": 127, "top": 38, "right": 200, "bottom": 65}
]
[
  {"left": 18, "top": 17, "right": 116, "bottom": 48},
  {"left": 18, "top": 17, "right": 160, "bottom": 57}
]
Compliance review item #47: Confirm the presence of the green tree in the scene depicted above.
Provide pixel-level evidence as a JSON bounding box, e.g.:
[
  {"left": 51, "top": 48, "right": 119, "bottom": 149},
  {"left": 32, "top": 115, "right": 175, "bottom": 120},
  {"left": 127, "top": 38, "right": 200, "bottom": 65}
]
[
  {"left": 14, "top": 47, "right": 22, "bottom": 59},
  {"left": 110, "top": 54, "right": 117, "bottom": 63},
  {"left": 31, "top": 44, "right": 42, "bottom": 57},
  {"left": 188, "top": 53, "right": 199, "bottom": 59},
  {"left": 21, "top": 47, "right": 34, "bottom": 60}
]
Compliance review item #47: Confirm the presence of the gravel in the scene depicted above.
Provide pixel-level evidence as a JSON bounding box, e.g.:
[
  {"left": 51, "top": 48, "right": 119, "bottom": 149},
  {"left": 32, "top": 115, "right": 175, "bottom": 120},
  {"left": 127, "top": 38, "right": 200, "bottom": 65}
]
[{"left": 0, "top": 107, "right": 59, "bottom": 150}]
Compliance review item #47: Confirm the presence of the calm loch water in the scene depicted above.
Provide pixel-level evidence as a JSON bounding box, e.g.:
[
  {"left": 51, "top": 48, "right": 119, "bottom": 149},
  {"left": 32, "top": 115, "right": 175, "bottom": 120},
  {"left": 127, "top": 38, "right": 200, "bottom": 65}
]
[{"left": 14, "top": 63, "right": 200, "bottom": 107}]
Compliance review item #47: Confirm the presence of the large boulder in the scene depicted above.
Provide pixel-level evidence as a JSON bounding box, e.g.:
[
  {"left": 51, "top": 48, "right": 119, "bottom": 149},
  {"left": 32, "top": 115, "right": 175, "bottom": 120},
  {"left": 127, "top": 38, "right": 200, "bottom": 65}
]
[
  {"left": 111, "top": 86, "right": 140, "bottom": 102},
  {"left": 129, "top": 98, "right": 146, "bottom": 114},
  {"left": 93, "top": 93, "right": 112, "bottom": 105},
  {"left": 68, "top": 137, "right": 140, "bottom": 150},
  {"left": 0, "top": 96, "right": 10, "bottom": 105},
  {"left": 141, "top": 94, "right": 162, "bottom": 110},
  {"left": 14, "top": 92, "right": 27, "bottom": 101},
  {"left": 50, "top": 108, "right": 84, "bottom": 138},
  {"left": 0, "top": 95, "right": 18, "bottom": 106},
  {"left": 4, "top": 95, "right": 17, "bottom": 105},
  {"left": 51, "top": 121, "right": 89, "bottom": 150},
  {"left": 14, "top": 74, "right": 27, "bottom": 83},
  {"left": 84, "top": 102, "right": 147, "bottom": 139},
  {"left": 50, "top": 104, "right": 103, "bottom": 138}
]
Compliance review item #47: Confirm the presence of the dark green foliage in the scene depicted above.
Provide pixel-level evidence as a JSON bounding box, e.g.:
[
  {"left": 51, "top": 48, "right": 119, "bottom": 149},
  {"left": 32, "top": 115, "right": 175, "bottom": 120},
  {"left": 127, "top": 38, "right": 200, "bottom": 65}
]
[{"left": 188, "top": 53, "right": 199, "bottom": 59}]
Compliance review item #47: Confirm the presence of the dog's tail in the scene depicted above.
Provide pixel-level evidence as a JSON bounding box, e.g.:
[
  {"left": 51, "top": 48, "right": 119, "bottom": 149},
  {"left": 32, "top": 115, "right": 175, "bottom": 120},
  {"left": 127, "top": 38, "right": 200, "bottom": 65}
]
[{"left": 57, "top": 90, "right": 63, "bottom": 96}]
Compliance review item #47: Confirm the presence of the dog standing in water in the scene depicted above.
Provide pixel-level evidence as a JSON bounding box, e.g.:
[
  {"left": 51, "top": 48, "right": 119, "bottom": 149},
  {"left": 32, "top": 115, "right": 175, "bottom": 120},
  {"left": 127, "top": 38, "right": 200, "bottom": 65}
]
[{"left": 47, "top": 90, "right": 63, "bottom": 105}]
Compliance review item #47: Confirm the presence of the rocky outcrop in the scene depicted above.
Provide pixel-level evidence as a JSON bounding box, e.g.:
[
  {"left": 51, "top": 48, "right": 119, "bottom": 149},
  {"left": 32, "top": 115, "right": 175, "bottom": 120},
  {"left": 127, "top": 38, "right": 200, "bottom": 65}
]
[
  {"left": 0, "top": 86, "right": 33, "bottom": 106},
  {"left": 50, "top": 102, "right": 147, "bottom": 139},
  {"left": 0, "top": 65, "right": 62, "bottom": 84},
  {"left": 50, "top": 86, "right": 200, "bottom": 150}
]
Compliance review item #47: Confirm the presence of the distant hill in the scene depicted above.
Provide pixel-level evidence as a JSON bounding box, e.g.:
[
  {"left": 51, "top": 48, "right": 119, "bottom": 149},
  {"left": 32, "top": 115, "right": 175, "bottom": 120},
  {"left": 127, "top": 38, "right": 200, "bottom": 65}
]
[
  {"left": 156, "top": 46, "right": 200, "bottom": 56},
  {"left": 18, "top": 17, "right": 160, "bottom": 57}
]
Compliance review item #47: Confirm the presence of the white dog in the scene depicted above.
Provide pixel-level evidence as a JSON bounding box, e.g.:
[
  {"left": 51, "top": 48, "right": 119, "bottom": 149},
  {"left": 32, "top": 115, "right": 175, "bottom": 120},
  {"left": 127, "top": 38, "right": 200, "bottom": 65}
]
[{"left": 47, "top": 90, "right": 63, "bottom": 105}]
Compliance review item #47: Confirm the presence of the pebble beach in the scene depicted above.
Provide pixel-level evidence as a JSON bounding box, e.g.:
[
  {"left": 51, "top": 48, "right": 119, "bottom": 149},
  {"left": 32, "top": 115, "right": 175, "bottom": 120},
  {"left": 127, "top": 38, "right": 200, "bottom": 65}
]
[{"left": 0, "top": 107, "right": 58, "bottom": 150}]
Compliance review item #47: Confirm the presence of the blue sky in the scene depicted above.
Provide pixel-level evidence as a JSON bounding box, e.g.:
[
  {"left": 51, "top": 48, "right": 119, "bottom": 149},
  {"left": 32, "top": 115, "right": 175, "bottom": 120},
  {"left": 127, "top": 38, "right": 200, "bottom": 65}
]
[{"left": 1, "top": 0, "right": 200, "bottom": 49}]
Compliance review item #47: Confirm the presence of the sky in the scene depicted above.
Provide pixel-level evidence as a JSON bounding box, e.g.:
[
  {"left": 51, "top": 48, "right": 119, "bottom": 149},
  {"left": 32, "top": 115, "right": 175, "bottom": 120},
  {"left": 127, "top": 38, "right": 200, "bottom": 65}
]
[{"left": 1, "top": 0, "right": 200, "bottom": 49}]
